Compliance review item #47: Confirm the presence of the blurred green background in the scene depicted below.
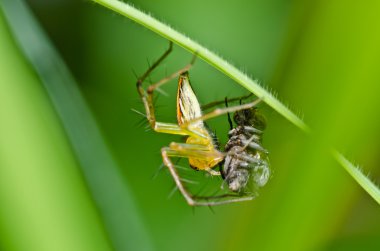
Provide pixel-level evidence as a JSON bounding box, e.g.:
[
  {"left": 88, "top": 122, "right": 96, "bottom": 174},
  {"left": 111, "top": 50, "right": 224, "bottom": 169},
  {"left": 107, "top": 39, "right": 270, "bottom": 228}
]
[{"left": 0, "top": 0, "right": 379, "bottom": 250}]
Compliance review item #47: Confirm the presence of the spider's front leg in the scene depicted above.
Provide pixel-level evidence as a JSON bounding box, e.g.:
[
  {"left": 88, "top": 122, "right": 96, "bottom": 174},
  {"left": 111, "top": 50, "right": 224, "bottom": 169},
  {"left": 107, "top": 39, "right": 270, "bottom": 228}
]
[{"left": 136, "top": 42, "right": 196, "bottom": 133}]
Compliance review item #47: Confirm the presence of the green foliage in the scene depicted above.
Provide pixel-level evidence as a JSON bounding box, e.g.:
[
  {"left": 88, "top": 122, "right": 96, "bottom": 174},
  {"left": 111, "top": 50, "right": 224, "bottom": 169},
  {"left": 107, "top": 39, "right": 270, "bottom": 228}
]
[{"left": 1, "top": 0, "right": 152, "bottom": 250}]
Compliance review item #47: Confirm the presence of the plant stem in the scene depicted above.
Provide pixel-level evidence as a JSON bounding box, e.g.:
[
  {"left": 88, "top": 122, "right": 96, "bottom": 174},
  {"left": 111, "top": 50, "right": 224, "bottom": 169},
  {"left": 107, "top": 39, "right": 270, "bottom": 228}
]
[{"left": 332, "top": 150, "right": 380, "bottom": 204}]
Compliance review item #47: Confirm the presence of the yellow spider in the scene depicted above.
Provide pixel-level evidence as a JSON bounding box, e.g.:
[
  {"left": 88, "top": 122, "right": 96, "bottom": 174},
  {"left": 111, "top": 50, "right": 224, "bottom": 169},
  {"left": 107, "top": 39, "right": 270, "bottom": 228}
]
[{"left": 136, "top": 42, "right": 262, "bottom": 206}]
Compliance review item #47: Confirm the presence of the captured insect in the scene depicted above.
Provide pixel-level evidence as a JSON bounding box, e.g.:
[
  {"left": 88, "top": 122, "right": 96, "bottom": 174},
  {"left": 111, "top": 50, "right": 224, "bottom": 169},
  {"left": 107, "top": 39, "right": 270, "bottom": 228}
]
[
  {"left": 221, "top": 97, "right": 270, "bottom": 194},
  {"left": 136, "top": 42, "right": 270, "bottom": 206}
]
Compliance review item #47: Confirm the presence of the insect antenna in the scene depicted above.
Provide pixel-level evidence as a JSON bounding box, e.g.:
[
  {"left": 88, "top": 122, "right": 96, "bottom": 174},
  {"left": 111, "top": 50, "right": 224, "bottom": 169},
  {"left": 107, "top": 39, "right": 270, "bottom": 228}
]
[{"left": 224, "top": 97, "right": 233, "bottom": 130}]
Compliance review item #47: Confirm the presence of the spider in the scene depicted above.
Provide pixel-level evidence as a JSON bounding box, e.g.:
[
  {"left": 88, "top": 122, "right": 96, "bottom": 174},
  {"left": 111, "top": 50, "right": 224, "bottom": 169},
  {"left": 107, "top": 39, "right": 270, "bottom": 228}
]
[{"left": 136, "top": 42, "right": 266, "bottom": 206}]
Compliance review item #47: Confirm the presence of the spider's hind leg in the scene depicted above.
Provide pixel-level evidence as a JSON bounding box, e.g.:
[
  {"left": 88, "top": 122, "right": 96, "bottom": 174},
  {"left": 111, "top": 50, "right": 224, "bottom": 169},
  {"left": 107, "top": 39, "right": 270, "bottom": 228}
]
[{"left": 161, "top": 145, "right": 254, "bottom": 207}]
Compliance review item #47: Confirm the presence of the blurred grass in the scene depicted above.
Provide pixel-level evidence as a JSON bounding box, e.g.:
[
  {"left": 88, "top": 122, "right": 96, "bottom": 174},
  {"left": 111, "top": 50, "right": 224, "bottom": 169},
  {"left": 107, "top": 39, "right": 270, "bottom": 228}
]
[
  {"left": 1, "top": 0, "right": 152, "bottom": 250},
  {"left": 1, "top": 0, "right": 379, "bottom": 251},
  {"left": 0, "top": 6, "right": 112, "bottom": 251}
]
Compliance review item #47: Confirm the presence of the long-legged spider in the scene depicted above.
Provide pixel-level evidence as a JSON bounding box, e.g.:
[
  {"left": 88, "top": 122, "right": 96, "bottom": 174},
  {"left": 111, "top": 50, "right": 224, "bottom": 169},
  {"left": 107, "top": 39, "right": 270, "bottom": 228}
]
[{"left": 136, "top": 42, "right": 264, "bottom": 206}]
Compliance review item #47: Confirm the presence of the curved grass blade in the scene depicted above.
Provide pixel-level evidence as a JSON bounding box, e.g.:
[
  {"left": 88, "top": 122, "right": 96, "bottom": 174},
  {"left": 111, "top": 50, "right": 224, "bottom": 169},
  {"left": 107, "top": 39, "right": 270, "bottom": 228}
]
[
  {"left": 1, "top": 0, "right": 154, "bottom": 250},
  {"left": 90, "top": 0, "right": 380, "bottom": 205},
  {"left": 332, "top": 150, "right": 380, "bottom": 204}
]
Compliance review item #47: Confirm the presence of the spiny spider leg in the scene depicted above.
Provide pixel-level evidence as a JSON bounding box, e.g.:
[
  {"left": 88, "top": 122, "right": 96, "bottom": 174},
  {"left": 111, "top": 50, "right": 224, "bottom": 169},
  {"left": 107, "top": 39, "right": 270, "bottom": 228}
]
[
  {"left": 137, "top": 42, "right": 173, "bottom": 85},
  {"left": 161, "top": 147, "right": 254, "bottom": 206},
  {"left": 136, "top": 42, "right": 197, "bottom": 136}
]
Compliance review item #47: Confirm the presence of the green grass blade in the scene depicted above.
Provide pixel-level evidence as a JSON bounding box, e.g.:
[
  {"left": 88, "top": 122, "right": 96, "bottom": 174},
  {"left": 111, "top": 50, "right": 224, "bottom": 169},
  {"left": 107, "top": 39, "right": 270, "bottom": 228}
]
[
  {"left": 1, "top": 0, "right": 154, "bottom": 250},
  {"left": 90, "top": 0, "right": 380, "bottom": 205},
  {"left": 332, "top": 150, "right": 380, "bottom": 204}
]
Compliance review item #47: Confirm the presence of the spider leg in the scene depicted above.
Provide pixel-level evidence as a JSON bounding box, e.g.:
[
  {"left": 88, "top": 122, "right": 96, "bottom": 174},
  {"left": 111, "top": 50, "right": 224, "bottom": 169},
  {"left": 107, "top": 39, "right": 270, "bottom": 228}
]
[
  {"left": 136, "top": 42, "right": 197, "bottom": 132},
  {"left": 181, "top": 98, "right": 263, "bottom": 128},
  {"left": 146, "top": 54, "right": 196, "bottom": 95},
  {"left": 201, "top": 93, "right": 254, "bottom": 110},
  {"left": 161, "top": 145, "right": 255, "bottom": 206},
  {"left": 137, "top": 42, "right": 173, "bottom": 86}
]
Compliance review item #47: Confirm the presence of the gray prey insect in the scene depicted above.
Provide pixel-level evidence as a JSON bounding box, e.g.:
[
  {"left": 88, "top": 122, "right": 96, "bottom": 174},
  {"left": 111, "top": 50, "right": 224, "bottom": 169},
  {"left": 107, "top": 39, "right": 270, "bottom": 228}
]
[
  {"left": 220, "top": 97, "right": 270, "bottom": 195},
  {"left": 136, "top": 42, "right": 270, "bottom": 206}
]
